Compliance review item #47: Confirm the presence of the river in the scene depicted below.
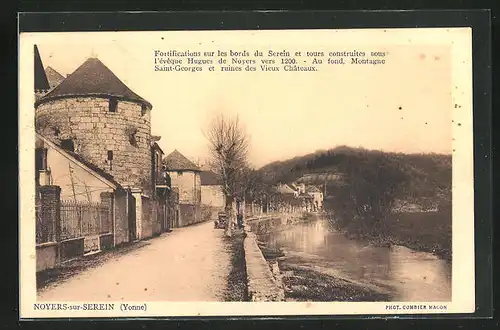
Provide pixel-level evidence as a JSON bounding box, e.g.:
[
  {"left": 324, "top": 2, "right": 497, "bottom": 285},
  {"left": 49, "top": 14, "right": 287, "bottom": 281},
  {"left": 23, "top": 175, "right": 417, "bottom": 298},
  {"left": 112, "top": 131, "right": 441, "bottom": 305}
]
[{"left": 257, "top": 217, "right": 452, "bottom": 302}]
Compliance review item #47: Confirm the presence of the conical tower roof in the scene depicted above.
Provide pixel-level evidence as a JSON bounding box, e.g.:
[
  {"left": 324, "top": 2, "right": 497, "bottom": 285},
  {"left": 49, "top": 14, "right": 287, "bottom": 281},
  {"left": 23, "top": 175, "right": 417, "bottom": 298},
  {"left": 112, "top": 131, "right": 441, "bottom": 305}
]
[
  {"left": 163, "top": 150, "right": 201, "bottom": 172},
  {"left": 45, "top": 66, "right": 66, "bottom": 89},
  {"left": 34, "top": 45, "right": 50, "bottom": 91},
  {"left": 36, "top": 57, "right": 152, "bottom": 108}
]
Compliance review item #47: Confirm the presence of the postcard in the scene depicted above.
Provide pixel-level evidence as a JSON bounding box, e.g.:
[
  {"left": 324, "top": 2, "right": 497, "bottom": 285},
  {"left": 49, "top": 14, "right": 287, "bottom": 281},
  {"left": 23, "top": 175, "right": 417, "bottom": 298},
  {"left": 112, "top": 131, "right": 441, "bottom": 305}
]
[{"left": 19, "top": 27, "right": 474, "bottom": 318}]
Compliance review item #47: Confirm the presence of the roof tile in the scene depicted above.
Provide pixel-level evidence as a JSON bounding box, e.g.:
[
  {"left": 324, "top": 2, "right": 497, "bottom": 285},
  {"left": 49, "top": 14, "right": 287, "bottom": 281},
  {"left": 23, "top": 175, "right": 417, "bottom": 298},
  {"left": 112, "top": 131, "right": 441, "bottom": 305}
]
[
  {"left": 163, "top": 150, "right": 201, "bottom": 172},
  {"left": 200, "top": 170, "right": 223, "bottom": 185},
  {"left": 36, "top": 57, "right": 151, "bottom": 108}
]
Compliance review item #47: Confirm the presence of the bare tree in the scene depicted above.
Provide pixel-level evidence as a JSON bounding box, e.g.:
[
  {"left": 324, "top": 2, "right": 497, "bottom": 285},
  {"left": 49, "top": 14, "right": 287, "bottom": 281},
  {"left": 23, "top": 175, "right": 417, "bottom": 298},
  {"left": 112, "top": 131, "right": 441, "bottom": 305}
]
[{"left": 205, "top": 114, "right": 250, "bottom": 237}]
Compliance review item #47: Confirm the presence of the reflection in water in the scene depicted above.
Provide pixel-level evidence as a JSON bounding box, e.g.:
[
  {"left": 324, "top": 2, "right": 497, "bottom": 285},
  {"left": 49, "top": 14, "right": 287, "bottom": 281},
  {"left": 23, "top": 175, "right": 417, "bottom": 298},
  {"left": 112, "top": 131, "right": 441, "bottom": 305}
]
[{"left": 259, "top": 218, "right": 452, "bottom": 302}]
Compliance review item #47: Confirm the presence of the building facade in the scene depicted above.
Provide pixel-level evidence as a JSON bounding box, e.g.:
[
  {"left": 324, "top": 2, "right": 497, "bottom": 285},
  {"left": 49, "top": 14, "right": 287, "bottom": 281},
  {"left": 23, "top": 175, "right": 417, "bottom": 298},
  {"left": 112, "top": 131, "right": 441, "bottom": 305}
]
[
  {"left": 200, "top": 170, "right": 226, "bottom": 221},
  {"left": 163, "top": 150, "right": 202, "bottom": 227},
  {"left": 306, "top": 185, "right": 324, "bottom": 211},
  {"left": 35, "top": 133, "right": 118, "bottom": 203}
]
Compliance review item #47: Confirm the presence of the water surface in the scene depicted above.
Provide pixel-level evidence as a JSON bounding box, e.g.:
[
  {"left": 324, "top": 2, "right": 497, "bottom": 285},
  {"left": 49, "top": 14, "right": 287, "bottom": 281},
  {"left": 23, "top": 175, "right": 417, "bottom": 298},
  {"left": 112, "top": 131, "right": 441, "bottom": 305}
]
[{"left": 259, "top": 218, "right": 452, "bottom": 301}]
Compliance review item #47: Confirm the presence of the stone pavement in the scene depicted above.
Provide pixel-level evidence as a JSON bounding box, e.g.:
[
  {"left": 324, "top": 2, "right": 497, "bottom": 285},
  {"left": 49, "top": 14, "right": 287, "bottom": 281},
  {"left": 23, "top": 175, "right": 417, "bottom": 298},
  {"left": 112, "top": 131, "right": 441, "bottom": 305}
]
[{"left": 37, "top": 221, "right": 232, "bottom": 302}]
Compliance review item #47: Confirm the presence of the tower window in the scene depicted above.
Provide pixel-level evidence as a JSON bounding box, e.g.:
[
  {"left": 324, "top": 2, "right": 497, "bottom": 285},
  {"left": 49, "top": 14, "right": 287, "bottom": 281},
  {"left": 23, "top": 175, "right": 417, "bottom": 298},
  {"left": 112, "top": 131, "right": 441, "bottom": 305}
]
[
  {"left": 60, "top": 139, "right": 75, "bottom": 152},
  {"left": 107, "top": 150, "right": 113, "bottom": 170},
  {"left": 141, "top": 104, "right": 147, "bottom": 116},
  {"left": 109, "top": 97, "right": 118, "bottom": 112}
]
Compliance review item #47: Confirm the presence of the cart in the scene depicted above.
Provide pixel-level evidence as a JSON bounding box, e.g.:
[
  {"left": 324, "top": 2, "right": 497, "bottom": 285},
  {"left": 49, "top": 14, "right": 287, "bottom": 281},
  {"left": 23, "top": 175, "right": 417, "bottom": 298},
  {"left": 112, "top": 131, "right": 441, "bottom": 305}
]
[{"left": 214, "top": 211, "right": 227, "bottom": 229}]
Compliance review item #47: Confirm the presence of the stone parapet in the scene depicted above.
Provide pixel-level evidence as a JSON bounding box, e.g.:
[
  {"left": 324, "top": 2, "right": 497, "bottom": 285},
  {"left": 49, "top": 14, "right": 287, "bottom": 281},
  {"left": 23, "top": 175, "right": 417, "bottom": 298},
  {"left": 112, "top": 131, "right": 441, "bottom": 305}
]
[{"left": 243, "top": 224, "right": 285, "bottom": 302}]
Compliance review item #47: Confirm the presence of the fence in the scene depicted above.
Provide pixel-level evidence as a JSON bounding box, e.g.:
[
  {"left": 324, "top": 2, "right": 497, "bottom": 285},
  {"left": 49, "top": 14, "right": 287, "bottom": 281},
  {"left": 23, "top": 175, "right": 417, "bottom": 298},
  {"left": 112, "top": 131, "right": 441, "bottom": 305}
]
[{"left": 60, "top": 200, "right": 112, "bottom": 240}]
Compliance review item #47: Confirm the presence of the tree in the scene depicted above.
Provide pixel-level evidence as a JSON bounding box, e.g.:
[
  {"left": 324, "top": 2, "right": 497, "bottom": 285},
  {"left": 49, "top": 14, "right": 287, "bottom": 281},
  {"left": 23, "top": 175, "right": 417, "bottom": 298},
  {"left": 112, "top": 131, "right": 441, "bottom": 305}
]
[
  {"left": 205, "top": 114, "right": 250, "bottom": 237},
  {"left": 329, "top": 152, "right": 410, "bottom": 237}
]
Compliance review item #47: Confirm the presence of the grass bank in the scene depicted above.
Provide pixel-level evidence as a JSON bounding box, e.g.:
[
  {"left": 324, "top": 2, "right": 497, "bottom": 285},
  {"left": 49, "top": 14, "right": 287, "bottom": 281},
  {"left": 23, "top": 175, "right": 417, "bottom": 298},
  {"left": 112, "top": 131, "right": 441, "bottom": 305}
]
[{"left": 223, "top": 229, "right": 249, "bottom": 301}]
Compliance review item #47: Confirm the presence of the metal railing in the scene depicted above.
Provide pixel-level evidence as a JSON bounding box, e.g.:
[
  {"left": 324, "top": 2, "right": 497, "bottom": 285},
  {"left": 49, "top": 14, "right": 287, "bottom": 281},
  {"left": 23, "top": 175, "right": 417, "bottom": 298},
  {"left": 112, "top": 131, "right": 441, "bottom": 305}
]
[{"left": 60, "top": 200, "right": 111, "bottom": 240}]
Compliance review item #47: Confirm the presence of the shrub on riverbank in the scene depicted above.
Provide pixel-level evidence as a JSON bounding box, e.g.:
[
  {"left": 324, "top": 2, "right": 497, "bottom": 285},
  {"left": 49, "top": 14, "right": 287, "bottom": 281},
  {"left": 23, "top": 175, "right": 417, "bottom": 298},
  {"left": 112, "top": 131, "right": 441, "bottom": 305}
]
[
  {"left": 384, "top": 211, "right": 451, "bottom": 260},
  {"left": 328, "top": 210, "right": 452, "bottom": 261}
]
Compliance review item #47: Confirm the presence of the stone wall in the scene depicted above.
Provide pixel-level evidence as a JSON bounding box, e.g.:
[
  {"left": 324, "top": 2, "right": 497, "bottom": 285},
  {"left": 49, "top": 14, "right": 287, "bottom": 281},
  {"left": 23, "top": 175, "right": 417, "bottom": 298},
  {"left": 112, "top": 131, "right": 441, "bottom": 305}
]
[
  {"left": 140, "top": 196, "right": 153, "bottom": 239},
  {"left": 179, "top": 203, "right": 195, "bottom": 227},
  {"left": 35, "top": 97, "right": 152, "bottom": 193},
  {"left": 201, "top": 204, "right": 224, "bottom": 222},
  {"left": 247, "top": 212, "right": 318, "bottom": 236},
  {"left": 242, "top": 212, "right": 319, "bottom": 301},
  {"left": 114, "top": 191, "right": 129, "bottom": 246},
  {"left": 243, "top": 225, "right": 285, "bottom": 302},
  {"left": 167, "top": 188, "right": 179, "bottom": 228},
  {"left": 36, "top": 242, "right": 58, "bottom": 272}
]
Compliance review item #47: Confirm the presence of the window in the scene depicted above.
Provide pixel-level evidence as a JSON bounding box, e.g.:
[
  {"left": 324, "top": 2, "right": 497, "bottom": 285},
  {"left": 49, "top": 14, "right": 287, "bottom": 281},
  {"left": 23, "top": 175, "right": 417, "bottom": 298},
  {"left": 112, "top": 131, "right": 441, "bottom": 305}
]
[
  {"left": 35, "top": 148, "right": 47, "bottom": 171},
  {"left": 109, "top": 97, "right": 118, "bottom": 112},
  {"left": 155, "top": 152, "right": 160, "bottom": 172},
  {"left": 60, "top": 139, "right": 75, "bottom": 152},
  {"left": 141, "top": 104, "right": 147, "bottom": 116},
  {"left": 107, "top": 150, "right": 113, "bottom": 170}
]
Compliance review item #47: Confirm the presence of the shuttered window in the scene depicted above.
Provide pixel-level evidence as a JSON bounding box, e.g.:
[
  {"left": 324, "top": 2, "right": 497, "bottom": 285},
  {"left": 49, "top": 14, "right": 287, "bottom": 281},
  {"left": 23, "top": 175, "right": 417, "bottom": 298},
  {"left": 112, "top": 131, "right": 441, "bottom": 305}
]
[{"left": 35, "top": 148, "right": 47, "bottom": 171}]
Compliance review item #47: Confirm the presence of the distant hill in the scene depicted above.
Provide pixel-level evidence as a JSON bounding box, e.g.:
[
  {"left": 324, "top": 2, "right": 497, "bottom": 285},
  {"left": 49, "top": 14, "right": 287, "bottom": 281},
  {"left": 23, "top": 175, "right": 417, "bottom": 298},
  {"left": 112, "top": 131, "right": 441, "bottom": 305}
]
[{"left": 257, "top": 146, "right": 452, "bottom": 202}]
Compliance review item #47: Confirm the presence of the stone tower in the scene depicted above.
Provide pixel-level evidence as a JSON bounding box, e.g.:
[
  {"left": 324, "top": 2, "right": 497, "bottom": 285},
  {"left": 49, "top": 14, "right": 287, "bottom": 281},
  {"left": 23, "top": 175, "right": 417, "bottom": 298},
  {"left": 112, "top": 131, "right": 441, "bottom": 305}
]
[{"left": 35, "top": 57, "right": 153, "bottom": 193}]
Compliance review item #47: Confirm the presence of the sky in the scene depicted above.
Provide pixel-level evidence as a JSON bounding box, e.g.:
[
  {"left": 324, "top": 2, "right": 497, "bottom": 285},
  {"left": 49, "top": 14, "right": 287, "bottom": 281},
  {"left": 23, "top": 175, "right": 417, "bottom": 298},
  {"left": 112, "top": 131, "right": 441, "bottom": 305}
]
[{"left": 28, "top": 30, "right": 454, "bottom": 168}]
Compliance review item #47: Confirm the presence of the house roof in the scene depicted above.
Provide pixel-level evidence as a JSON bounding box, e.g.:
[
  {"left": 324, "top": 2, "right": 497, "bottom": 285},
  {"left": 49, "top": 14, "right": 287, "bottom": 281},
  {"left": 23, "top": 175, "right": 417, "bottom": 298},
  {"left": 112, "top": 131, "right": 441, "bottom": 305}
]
[
  {"left": 45, "top": 66, "right": 66, "bottom": 89},
  {"left": 200, "top": 170, "right": 222, "bottom": 185},
  {"left": 306, "top": 185, "right": 322, "bottom": 193},
  {"left": 163, "top": 150, "right": 201, "bottom": 172},
  {"left": 151, "top": 141, "right": 164, "bottom": 155},
  {"left": 34, "top": 45, "right": 50, "bottom": 91},
  {"left": 276, "top": 183, "right": 296, "bottom": 195},
  {"left": 36, "top": 57, "right": 152, "bottom": 109},
  {"left": 36, "top": 133, "right": 123, "bottom": 190}
]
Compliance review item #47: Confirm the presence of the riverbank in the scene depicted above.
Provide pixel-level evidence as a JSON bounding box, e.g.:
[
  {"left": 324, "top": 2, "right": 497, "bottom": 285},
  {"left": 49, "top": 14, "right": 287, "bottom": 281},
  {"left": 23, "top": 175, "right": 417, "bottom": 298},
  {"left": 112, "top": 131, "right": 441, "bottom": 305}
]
[
  {"left": 258, "top": 244, "right": 393, "bottom": 302},
  {"left": 333, "top": 211, "right": 452, "bottom": 261}
]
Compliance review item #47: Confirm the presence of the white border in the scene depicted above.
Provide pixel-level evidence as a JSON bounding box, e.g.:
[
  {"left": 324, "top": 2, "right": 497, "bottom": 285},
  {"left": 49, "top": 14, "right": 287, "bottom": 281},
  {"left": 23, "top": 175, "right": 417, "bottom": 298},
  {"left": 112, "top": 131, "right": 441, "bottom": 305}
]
[{"left": 19, "top": 28, "right": 474, "bottom": 318}]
